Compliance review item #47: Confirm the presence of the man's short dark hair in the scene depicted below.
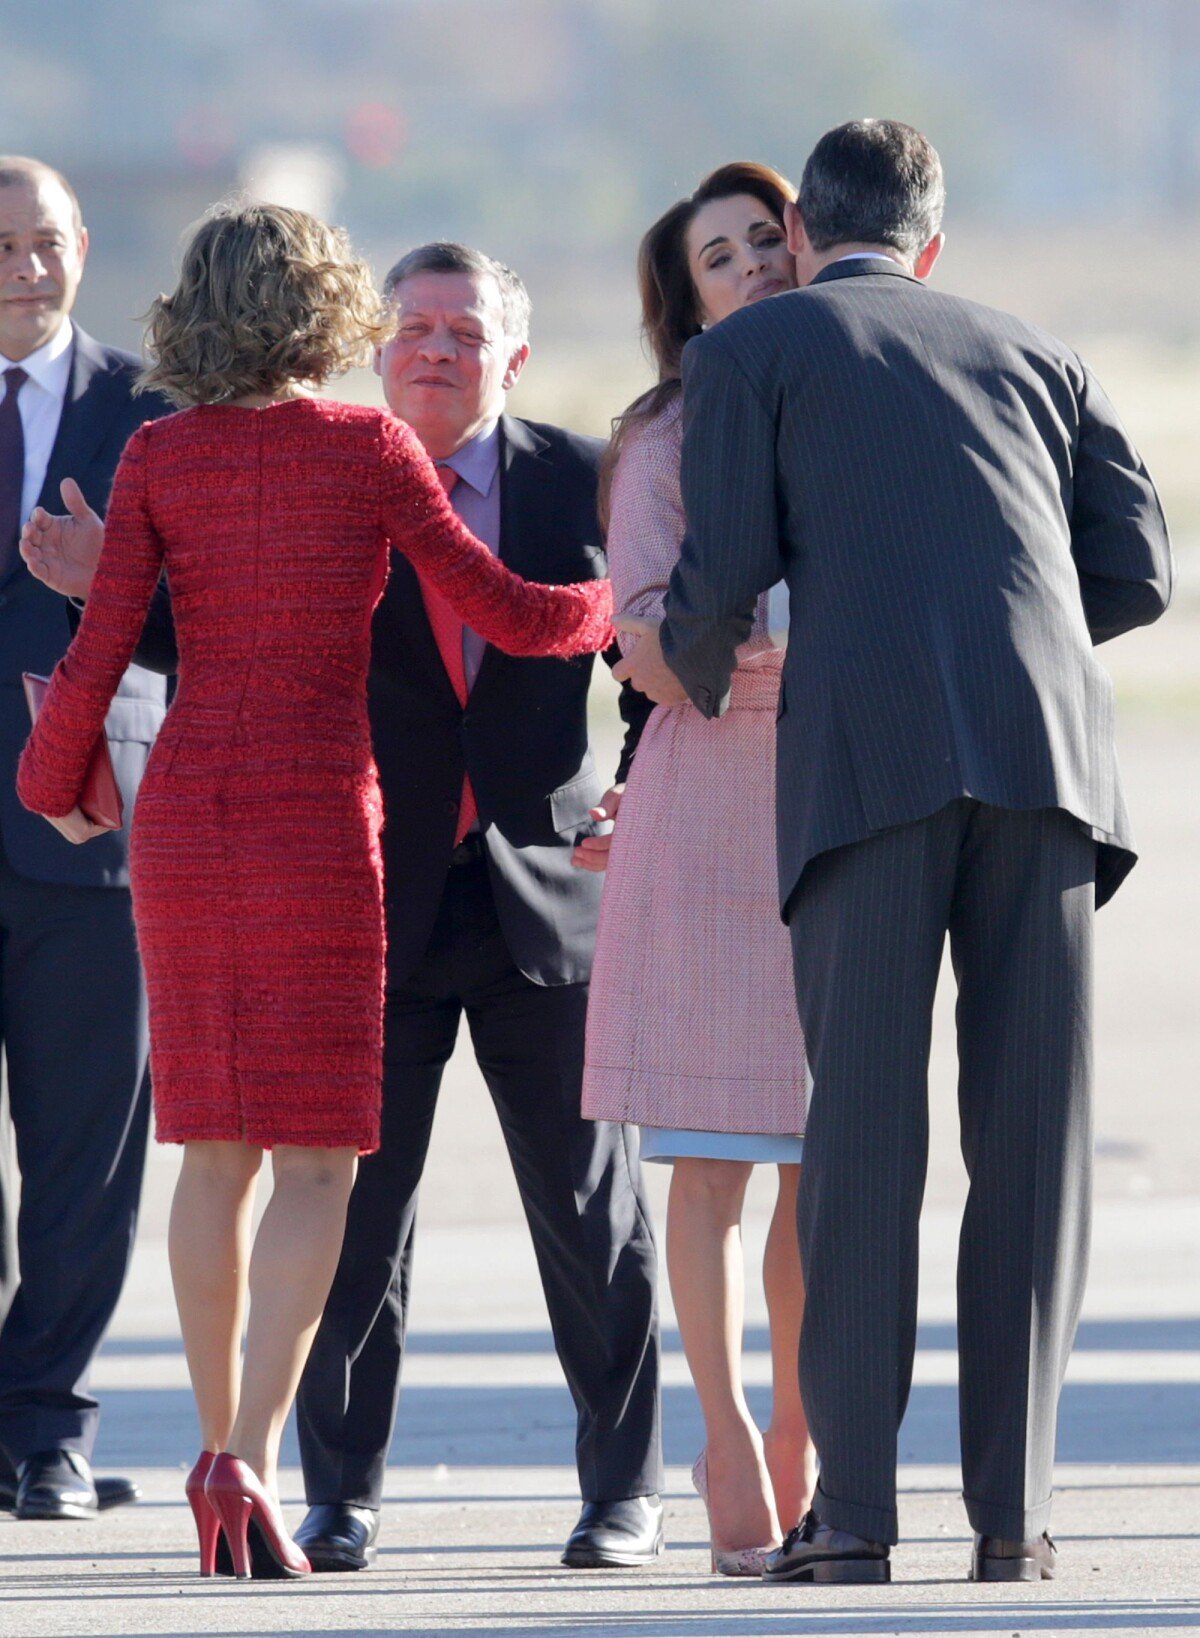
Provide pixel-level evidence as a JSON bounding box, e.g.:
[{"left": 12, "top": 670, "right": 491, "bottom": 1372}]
[
  {"left": 382, "top": 241, "right": 531, "bottom": 347},
  {"left": 0, "top": 155, "right": 84, "bottom": 236},
  {"left": 799, "top": 120, "right": 944, "bottom": 264}
]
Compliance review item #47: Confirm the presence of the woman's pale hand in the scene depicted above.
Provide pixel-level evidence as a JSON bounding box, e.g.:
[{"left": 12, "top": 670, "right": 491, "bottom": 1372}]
[
  {"left": 611, "top": 624, "right": 689, "bottom": 705},
  {"left": 43, "top": 805, "right": 110, "bottom": 845},
  {"left": 20, "top": 478, "right": 106, "bottom": 600},
  {"left": 571, "top": 786, "right": 623, "bottom": 873}
]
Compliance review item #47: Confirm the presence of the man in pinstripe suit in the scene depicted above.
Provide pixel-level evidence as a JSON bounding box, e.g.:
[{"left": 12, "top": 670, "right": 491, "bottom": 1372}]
[{"left": 616, "top": 120, "right": 1172, "bottom": 1583}]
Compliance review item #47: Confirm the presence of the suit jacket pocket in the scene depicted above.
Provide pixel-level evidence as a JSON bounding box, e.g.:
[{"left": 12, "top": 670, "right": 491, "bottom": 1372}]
[{"left": 549, "top": 766, "right": 602, "bottom": 834}]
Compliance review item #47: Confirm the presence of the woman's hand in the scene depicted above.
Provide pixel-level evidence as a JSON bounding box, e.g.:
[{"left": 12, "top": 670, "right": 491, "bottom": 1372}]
[
  {"left": 20, "top": 478, "right": 106, "bottom": 600},
  {"left": 571, "top": 786, "right": 623, "bottom": 873},
  {"left": 43, "top": 806, "right": 110, "bottom": 845},
  {"left": 611, "top": 620, "right": 689, "bottom": 706}
]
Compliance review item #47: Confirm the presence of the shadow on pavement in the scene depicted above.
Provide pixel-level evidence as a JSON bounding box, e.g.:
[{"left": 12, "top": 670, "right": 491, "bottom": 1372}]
[
  {"left": 96, "top": 1315, "right": 1200, "bottom": 1356},
  {"left": 81, "top": 1380, "right": 1200, "bottom": 1470}
]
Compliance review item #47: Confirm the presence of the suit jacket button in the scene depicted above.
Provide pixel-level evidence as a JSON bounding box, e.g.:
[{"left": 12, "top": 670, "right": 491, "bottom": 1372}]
[{"left": 445, "top": 798, "right": 459, "bottom": 815}]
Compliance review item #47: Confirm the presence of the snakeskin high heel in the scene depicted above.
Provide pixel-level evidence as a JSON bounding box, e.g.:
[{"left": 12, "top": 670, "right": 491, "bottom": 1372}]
[{"left": 691, "top": 1449, "right": 779, "bottom": 1577}]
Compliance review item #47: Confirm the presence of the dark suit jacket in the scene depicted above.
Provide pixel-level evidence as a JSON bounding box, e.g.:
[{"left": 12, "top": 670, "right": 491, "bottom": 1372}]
[
  {"left": 0, "top": 325, "right": 173, "bottom": 887},
  {"left": 370, "top": 414, "right": 650, "bottom": 985},
  {"left": 133, "top": 412, "right": 649, "bottom": 985},
  {"left": 660, "top": 257, "right": 1173, "bottom": 909}
]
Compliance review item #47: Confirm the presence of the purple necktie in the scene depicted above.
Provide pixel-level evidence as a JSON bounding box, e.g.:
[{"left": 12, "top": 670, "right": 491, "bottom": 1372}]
[{"left": 0, "top": 366, "right": 28, "bottom": 582}]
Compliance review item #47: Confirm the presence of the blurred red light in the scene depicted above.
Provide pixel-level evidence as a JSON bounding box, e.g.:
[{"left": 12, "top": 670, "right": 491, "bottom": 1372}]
[
  {"left": 346, "top": 103, "right": 406, "bottom": 168},
  {"left": 176, "top": 106, "right": 237, "bottom": 170}
]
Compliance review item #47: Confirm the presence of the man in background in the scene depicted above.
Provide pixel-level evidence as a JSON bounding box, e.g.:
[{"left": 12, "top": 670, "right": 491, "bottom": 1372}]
[
  {"left": 293, "top": 244, "right": 663, "bottom": 1574},
  {"left": 0, "top": 156, "right": 171, "bottom": 1520}
]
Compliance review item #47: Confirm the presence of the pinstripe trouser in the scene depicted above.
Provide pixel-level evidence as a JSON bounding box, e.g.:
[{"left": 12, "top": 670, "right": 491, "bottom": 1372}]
[{"left": 787, "top": 799, "right": 1095, "bottom": 1544}]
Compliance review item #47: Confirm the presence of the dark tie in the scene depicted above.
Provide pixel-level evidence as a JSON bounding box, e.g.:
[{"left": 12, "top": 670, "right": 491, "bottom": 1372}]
[{"left": 0, "top": 366, "right": 29, "bottom": 582}]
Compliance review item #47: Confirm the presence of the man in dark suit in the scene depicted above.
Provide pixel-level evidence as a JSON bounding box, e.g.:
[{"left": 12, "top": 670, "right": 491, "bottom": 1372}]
[
  {"left": 291, "top": 243, "right": 662, "bottom": 1572},
  {"left": 27, "top": 240, "right": 664, "bottom": 1568},
  {"left": 0, "top": 156, "right": 171, "bottom": 1519},
  {"left": 618, "top": 121, "right": 1172, "bottom": 1584}
]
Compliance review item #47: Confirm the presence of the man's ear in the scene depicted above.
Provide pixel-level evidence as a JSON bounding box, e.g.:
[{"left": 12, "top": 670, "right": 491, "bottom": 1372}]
[
  {"left": 913, "top": 232, "right": 944, "bottom": 282},
  {"left": 784, "top": 200, "right": 807, "bottom": 258},
  {"left": 503, "top": 342, "right": 531, "bottom": 392},
  {"left": 372, "top": 345, "right": 383, "bottom": 378}
]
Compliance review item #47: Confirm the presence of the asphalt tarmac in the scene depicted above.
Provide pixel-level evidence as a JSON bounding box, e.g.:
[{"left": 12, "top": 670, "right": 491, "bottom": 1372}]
[{"left": 1, "top": 610, "right": 1196, "bottom": 1637}]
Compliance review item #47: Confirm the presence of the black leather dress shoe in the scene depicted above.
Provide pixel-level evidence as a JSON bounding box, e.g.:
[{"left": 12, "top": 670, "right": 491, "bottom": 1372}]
[
  {"left": 293, "top": 1503, "right": 380, "bottom": 1571},
  {"left": 94, "top": 1475, "right": 141, "bottom": 1511},
  {"left": 763, "top": 1511, "right": 891, "bottom": 1583},
  {"left": 970, "top": 1530, "right": 1057, "bottom": 1582},
  {"left": 561, "top": 1495, "right": 664, "bottom": 1568},
  {"left": 2, "top": 1457, "right": 141, "bottom": 1516},
  {"left": 14, "top": 1451, "right": 141, "bottom": 1521}
]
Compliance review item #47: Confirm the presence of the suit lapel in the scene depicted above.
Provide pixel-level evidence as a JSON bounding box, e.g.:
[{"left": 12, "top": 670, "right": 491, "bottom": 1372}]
[
  {"left": 376, "top": 546, "right": 461, "bottom": 708},
  {"left": 376, "top": 416, "right": 557, "bottom": 704},
  {"left": 496, "top": 414, "right": 556, "bottom": 574},
  {"left": 37, "top": 326, "right": 122, "bottom": 512},
  {"left": 469, "top": 416, "right": 557, "bottom": 698}
]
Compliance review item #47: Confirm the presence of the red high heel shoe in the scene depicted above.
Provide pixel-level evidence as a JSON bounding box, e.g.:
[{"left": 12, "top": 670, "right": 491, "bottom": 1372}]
[
  {"left": 185, "top": 1452, "right": 222, "bottom": 1577},
  {"left": 204, "top": 1453, "right": 310, "bottom": 1580}
]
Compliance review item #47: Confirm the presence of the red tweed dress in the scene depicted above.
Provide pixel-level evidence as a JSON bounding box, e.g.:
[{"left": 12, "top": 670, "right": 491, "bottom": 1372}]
[{"left": 18, "top": 398, "right": 611, "bottom": 1152}]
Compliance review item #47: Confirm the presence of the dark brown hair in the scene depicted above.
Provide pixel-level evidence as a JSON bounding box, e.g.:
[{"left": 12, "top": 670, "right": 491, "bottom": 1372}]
[
  {"left": 140, "top": 200, "right": 390, "bottom": 407},
  {"left": 599, "top": 162, "right": 796, "bottom": 531},
  {"left": 0, "top": 155, "right": 84, "bottom": 235},
  {"left": 800, "top": 119, "right": 943, "bottom": 262}
]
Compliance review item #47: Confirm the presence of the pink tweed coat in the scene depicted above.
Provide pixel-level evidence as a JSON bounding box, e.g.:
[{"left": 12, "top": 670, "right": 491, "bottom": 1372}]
[{"left": 582, "top": 396, "right": 808, "bottom": 1135}]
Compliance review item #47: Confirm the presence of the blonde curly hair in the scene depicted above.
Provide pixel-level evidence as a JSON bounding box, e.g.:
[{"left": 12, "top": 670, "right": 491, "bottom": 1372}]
[{"left": 140, "top": 200, "right": 390, "bottom": 406}]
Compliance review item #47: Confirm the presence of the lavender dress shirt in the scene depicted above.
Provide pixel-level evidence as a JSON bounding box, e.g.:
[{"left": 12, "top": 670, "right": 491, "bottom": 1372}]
[{"left": 438, "top": 417, "right": 502, "bottom": 690}]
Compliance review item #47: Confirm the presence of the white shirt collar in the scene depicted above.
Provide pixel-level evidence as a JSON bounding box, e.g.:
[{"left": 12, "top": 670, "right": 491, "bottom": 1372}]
[
  {"left": 2, "top": 317, "right": 74, "bottom": 400},
  {"left": 831, "top": 252, "right": 902, "bottom": 266}
]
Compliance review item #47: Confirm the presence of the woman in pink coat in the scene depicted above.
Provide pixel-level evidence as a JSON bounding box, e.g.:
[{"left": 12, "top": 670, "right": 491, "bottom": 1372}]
[{"left": 581, "top": 164, "right": 814, "bottom": 1574}]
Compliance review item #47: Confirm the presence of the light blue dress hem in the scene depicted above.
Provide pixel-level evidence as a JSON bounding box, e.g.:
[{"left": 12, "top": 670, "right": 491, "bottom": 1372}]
[{"left": 638, "top": 1125, "right": 805, "bottom": 1164}]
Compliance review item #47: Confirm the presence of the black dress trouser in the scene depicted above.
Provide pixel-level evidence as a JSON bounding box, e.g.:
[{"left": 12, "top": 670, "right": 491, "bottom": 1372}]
[
  {"left": 787, "top": 800, "right": 1095, "bottom": 1545},
  {"left": 0, "top": 842, "right": 150, "bottom": 1470},
  {"left": 296, "top": 852, "right": 662, "bottom": 1509}
]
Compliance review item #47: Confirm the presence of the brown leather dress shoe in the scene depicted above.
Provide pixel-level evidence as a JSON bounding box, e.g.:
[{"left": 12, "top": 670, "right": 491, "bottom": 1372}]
[
  {"left": 970, "top": 1530, "right": 1057, "bottom": 1581},
  {"left": 763, "top": 1511, "right": 890, "bottom": 1583}
]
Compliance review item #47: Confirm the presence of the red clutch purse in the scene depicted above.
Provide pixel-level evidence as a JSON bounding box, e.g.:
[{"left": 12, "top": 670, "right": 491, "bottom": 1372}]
[{"left": 22, "top": 672, "right": 125, "bottom": 831}]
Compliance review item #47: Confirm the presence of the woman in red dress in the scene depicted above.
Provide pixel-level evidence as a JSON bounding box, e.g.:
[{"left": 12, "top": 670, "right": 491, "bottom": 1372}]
[{"left": 17, "top": 203, "right": 611, "bottom": 1578}]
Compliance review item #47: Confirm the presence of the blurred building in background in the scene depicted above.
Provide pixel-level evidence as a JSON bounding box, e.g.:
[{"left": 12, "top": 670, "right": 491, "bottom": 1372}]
[{"left": 4, "top": 0, "right": 1197, "bottom": 542}]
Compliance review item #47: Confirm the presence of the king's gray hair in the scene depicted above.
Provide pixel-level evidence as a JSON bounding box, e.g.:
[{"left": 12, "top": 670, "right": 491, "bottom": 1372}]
[{"left": 382, "top": 241, "right": 531, "bottom": 348}]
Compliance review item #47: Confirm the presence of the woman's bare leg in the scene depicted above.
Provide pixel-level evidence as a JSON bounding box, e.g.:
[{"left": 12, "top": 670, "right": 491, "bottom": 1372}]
[
  {"left": 168, "top": 1141, "right": 263, "bottom": 1454},
  {"left": 761, "top": 1163, "right": 817, "bottom": 1530},
  {"left": 667, "top": 1157, "right": 780, "bottom": 1552},
  {"left": 227, "top": 1144, "right": 358, "bottom": 1494}
]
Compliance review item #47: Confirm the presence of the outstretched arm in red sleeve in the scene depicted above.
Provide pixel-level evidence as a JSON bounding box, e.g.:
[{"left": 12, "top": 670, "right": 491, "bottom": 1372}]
[{"left": 378, "top": 413, "right": 613, "bottom": 658}]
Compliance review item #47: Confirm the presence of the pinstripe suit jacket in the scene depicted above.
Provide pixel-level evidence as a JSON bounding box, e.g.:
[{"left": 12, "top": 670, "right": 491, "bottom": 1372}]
[{"left": 660, "top": 257, "right": 1173, "bottom": 910}]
